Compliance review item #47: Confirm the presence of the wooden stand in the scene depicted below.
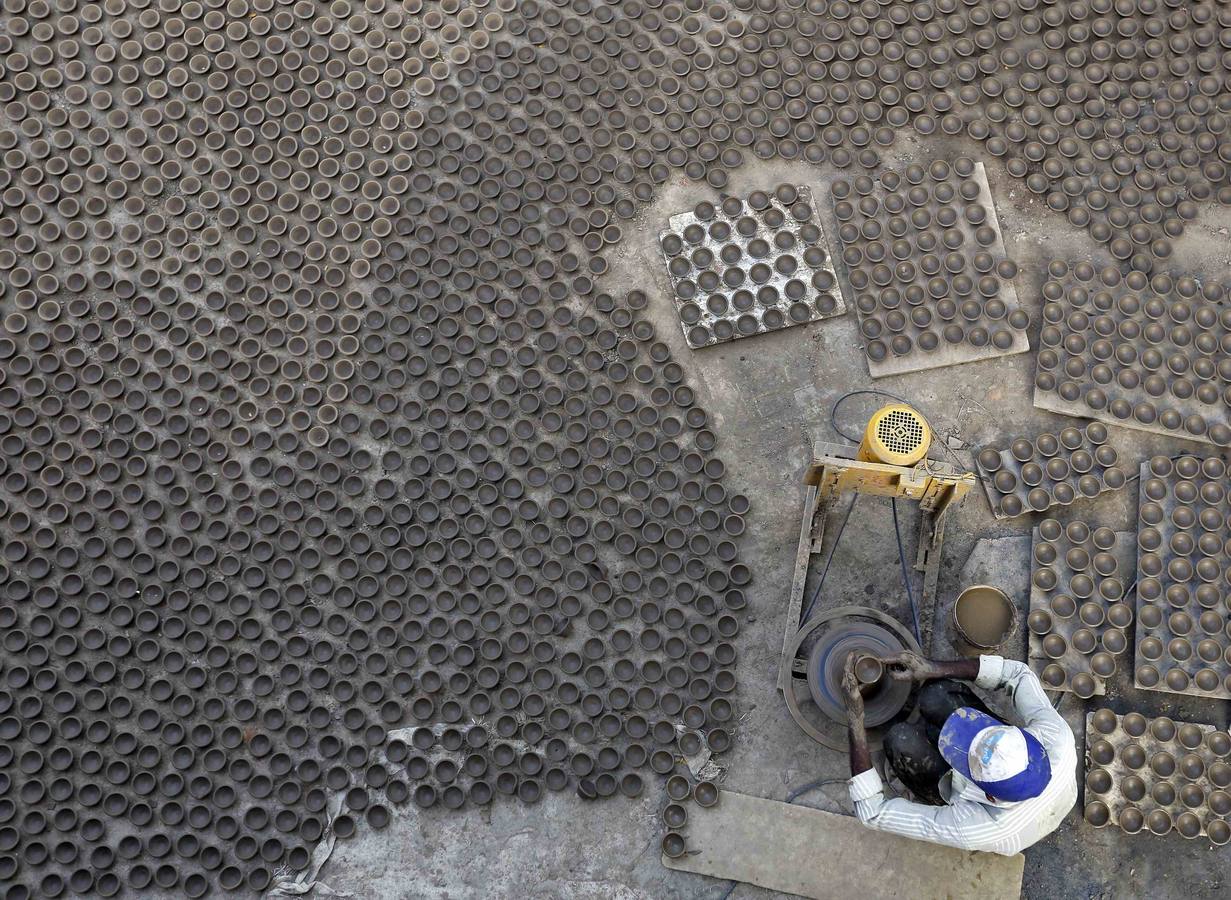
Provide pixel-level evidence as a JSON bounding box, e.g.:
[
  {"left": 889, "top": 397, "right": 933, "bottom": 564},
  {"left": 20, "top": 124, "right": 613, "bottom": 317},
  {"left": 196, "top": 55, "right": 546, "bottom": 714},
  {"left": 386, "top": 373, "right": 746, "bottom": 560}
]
[{"left": 778, "top": 442, "right": 975, "bottom": 739}]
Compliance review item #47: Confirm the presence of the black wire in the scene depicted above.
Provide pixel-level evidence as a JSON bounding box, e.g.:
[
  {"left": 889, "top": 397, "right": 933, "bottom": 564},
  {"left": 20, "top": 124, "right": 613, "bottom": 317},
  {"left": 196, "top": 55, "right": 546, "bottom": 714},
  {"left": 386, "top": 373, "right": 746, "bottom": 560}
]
[
  {"left": 891, "top": 497, "right": 922, "bottom": 647},
  {"left": 830, "top": 388, "right": 911, "bottom": 443},
  {"left": 796, "top": 390, "right": 889, "bottom": 626},
  {"left": 785, "top": 777, "right": 849, "bottom": 803},
  {"left": 800, "top": 493, "right": 859, "bottom": 624},
  {"left": 829, "top": 388, "right": 967, "bottom": 469},
  {"left": 811, "top": 390, "right": 942, "bottom": 636}
]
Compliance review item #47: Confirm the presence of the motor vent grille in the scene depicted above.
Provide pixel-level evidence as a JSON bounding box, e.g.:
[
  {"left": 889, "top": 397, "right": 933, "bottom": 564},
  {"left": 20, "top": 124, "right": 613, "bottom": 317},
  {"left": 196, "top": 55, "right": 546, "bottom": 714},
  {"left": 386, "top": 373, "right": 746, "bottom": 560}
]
[{"left": 876, "top": 408, "right": 926, "bottom": 456}]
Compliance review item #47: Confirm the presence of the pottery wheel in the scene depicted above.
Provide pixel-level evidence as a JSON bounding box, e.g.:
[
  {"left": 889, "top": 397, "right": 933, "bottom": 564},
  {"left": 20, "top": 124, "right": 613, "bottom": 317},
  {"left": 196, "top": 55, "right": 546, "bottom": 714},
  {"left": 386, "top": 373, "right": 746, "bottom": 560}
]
[
  {"left": 806, "top": 620, "right": 912, "bottom": 727},
  {"left": 784, "top": 606, "right": 921, "bottom": 750}
]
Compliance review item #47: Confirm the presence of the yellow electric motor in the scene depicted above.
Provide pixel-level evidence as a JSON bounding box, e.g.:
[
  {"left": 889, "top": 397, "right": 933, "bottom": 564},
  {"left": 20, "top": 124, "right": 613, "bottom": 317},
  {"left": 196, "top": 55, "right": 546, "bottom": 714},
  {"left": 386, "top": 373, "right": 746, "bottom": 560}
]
[{"left": 856, "top": 404, "right": 931, "bottom": 466}]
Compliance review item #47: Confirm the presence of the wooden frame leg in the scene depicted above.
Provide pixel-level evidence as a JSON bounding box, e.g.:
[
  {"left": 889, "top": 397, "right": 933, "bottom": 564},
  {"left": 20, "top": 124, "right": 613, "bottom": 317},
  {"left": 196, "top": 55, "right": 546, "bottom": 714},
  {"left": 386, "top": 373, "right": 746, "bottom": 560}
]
[{"left": 777, "top": 484, "right": 831, "bottom": 694}]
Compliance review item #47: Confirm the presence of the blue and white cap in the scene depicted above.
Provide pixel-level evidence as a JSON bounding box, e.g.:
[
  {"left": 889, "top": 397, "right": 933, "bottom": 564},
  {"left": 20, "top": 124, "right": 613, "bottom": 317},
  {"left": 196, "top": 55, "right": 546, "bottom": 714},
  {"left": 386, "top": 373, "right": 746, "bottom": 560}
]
[{"left": 938, "top": 707, "right": 1051, "bottom": 802}]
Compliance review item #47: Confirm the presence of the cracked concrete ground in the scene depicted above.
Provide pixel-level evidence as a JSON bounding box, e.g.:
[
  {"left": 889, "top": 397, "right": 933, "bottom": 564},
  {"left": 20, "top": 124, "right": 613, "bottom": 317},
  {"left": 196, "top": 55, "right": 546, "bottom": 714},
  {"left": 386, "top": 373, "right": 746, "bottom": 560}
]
[{"left": 322, "top": 136, "right": 1231, "bottom": 899}]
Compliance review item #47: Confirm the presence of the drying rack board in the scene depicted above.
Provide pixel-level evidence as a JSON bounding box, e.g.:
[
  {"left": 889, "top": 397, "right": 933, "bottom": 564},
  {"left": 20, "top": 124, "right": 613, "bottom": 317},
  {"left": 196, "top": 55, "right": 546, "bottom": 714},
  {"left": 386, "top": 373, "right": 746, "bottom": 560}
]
[
  {"left": 661, "top": 788, "right": 1024, "bottom": 898},
  {"left": 974, "top": 422, "right": 1126, "bottom": 520},
  {"left": 1132, "top": 456, "right": 1231, "bottom": 699},
  {"left": 1032, "top": 261, "right": 1231, "bottom": 448},
  {"left": 1026, "top": 523, "right": 1135, "bottom": 697},
  {"left": 658, "top": 184, "right": 844, "bottom": 349},
  {"left": 831, "top": 160, "right": 1030, "bottom": 378},
  {"left": 1084, "top": 709, "right": 1231, "bottom": 842}
]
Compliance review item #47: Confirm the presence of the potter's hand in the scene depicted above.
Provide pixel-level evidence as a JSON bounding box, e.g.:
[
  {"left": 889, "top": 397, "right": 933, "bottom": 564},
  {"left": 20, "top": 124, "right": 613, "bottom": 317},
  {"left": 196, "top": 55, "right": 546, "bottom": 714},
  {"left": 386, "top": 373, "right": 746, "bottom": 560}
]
[
  {"left": 841, "top": 653, "right": 864, "bottom": 715},
  {"left": 881, "top": 651, "right": 938, "bottom": 683},
  {"left": 843, "top": 654, "right": 872, "bottom": 777}
]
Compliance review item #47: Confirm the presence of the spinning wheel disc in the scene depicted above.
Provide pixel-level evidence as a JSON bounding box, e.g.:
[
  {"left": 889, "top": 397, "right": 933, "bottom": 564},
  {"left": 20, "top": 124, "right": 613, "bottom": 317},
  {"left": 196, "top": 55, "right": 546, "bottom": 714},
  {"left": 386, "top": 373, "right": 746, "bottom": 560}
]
[
  {"left": 783, "top": 605, "right": 920, "bottom": 749},
  {"left": 806, "top": 620, "right": 912, "bottom": 727}
]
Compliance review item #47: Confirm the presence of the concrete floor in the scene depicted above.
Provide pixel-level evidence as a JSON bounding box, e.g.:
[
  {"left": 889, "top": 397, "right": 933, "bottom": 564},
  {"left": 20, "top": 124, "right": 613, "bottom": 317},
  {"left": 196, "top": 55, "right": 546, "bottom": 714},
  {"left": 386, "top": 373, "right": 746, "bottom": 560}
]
[{"left": 322, "top": 134, "right": 1231, "bottom": 899}]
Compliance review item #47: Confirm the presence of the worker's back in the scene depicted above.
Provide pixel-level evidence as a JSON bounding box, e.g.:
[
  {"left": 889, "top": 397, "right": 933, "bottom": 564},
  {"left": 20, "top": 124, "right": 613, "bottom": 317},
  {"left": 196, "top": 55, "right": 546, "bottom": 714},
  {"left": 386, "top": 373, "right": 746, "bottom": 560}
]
[{"left": 850, "top": 656, "right": 1078, "bottom": 856}]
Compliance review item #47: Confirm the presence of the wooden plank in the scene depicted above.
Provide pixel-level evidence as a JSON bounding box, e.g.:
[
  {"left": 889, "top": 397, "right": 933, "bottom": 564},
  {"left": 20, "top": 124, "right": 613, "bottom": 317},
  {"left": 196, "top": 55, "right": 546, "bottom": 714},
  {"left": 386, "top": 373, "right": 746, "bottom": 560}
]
[{"left": 662, "top": 789, "right": 1024, "bottom": 900}]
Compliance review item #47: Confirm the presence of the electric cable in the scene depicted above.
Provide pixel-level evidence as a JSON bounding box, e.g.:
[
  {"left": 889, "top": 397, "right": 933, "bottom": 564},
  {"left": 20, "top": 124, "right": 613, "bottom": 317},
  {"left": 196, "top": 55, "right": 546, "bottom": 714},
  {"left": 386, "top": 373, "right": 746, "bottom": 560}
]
[
  {"left": 830, "top": 388, "right": 909, "bottom": 443},
  {"left": 829, "top": 388, "right": 967, "bottom": 469},
  {"left": 819, "top": 390, "right": 934, "bottom": 639},
  {"left": 800, "top": 493, "right": 859, "bottom": 624},
  {"left": 891, "top": 497, "right": 923, "bottom": 647},
  {"left": 785, "top": 777, "right": 849, "bottom": 804}
]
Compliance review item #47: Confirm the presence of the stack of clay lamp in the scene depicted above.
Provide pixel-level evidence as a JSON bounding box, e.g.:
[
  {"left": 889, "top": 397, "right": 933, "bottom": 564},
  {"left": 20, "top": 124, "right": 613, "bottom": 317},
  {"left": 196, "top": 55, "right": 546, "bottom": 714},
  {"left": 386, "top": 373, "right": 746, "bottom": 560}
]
[
  {"left": 1135, "top": 454, "right": 1231, "bottom": 698},
  {"left": 1027, "top": 519, "right": 1133, "bottom": 698},
  {"left": 659, "top": 185, "right": 844, "bottom": 348},
  {"left": 661, "top": 776, "right": 719, "bottom": 859},
  {"left": 829, "top": 159, "right": 1030, "bottom": 377},
  {"left": 1085, "top": 710, "right": 1231, "bottom": 844},
  {"left": 975, "top": 422, "right": 1126, "bottom": 518}
]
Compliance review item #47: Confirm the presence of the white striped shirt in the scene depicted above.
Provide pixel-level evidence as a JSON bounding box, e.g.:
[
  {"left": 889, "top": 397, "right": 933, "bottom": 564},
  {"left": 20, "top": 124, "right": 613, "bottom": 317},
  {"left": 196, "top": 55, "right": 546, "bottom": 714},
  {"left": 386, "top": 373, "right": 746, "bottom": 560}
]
[{"left": 848, "top": 656, "right": 1077, "bottom": 856}]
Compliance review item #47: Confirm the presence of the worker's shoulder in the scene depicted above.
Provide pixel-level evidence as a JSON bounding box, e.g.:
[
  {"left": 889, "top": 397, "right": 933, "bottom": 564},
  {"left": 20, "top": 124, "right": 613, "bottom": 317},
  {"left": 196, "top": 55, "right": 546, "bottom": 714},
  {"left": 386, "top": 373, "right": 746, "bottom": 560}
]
[{"left": 1026, "top": 713, "right": 1077, "bottom": 759}]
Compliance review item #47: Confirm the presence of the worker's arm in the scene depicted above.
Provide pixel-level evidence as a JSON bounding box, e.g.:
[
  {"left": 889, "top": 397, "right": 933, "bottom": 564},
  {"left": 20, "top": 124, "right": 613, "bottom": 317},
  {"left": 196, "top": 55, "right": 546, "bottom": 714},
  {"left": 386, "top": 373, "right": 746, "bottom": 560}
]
[
  {"left": 849, "top": 774, "right": 1012, "bottom": 854},
  {"left": 842, "top": 656, "right": 873, "bottom": 777},
  {"left": 972, "top": 655, "right": 1073, "bottom": 750},
  {"left": 883, "top": 652, "right": 1070, "bottom": 749},
  {"left": 847, "top": 654, "right": 1008, "bottom": 854},
  {"left": 882, "top": 651, "right": 979, "bottom": 683},
  {"left": 846, "top": 651, "right": 978, "bottom": 776}
]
